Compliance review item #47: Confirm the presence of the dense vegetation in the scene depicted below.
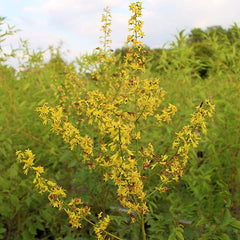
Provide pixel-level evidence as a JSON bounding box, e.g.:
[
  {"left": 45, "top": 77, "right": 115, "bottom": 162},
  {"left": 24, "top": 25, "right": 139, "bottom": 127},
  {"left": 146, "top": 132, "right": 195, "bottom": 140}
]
[{"left": 0, "top": 3, "right": 240, "bottom": 239}]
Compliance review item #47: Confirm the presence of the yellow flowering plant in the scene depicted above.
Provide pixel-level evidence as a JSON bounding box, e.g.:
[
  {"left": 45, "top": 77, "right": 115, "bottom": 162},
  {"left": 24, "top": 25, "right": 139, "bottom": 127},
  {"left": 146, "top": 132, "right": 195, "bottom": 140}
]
[{"left": 16, "top": 1, "right": 214, "bottom": 239}]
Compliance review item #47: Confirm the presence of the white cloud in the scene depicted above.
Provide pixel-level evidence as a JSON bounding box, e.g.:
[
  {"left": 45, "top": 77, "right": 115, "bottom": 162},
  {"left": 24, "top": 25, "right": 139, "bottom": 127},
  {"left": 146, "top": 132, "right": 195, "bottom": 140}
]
[{"left": 141, "top": 0, "right": 240, "bottom": 48}]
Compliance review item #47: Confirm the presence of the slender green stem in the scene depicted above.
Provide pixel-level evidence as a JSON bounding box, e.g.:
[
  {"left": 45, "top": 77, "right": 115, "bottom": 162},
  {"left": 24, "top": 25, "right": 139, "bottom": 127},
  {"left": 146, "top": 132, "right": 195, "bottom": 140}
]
[
  {"left": 135, "top": 105, "right": 146, "bottom": 123},
  {"left": 141, "top": 213, "right": 147, "bottom": 240},
  {"left": 145, "top": 188, "right": 158, "bottom": 200},
  {"left": 105, "top": 231, "right": 124, "bottom": 240},
  {"left": 83, "top": 217, "right": 124, "bottom": 240}
]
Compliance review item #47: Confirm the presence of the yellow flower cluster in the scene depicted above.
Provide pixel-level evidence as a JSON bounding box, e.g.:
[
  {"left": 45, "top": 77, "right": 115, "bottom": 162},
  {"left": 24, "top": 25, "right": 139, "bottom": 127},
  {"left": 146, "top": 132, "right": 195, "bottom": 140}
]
[
  {"left": 94, "top": 214, "right": 111, "bottom": 240},
  {"left": 155, "top": 100, "right": 215, "bottom": 189},
  {"left": 91, "top": 6, "right": 116, "bottom": 88},
  {"left": 172, "top": 100, "right": 215, "bottom": 168},
  {"left": 71, "top": 88, "right": 151, "bottom": 214},
  {"left": 66, "top": 76, "right": 169, "bottom": 215},
  {"left": 36, "top": 104, "right": 93, "bottom": 160},
  {"left": 16, "top": 149, "right": 91, "bottom": 229},
  {"left": 16, "top": 149, "right": 65, "bottom": 209},
  {"left": 125, "top": 1, "right": 146, "bottom": 71},
  {"left": 65, "top": 198, "right": 91, "bottom": 229},
  {"left": 155, "top": 103, "right": 178, "bottom": 125},
  {"left": 99, "top": 6, "right": 112, "bottom": 52},
  {"left": 135, "top": 101, "right": 214, "bottom": 196}
]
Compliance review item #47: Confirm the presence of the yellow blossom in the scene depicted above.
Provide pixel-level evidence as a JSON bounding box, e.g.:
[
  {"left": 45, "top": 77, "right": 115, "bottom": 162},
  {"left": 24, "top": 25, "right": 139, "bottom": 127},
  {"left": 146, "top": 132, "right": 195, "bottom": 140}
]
[{"left": 94, "top": 215, "right": 111, "bottom": 240}]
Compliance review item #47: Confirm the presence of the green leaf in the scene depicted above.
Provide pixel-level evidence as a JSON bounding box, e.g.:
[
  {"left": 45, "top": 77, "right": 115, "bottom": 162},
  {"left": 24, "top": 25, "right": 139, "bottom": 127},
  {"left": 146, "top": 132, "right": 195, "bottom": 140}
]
[
  {"left": 0, "top": 176, "right": 10, "bottom": 190},
  {"left": 221, "top": 209, "right": 231, "bottom": 226},
  {"left": 59, "top": 150, "right": 72, "bottom": 162},
  {"left": 0, "top": 228, "right": 6, "bottom": 234},
  {"left": 168, "top": 233, "right": 175, "bottom": 240},
  {"left": 0, "top": 134, "right": 6, "bottom": 141},
  {"left": 231, "top": 217, "right": 240, "bottom": 230},
  {"left": 29, "top": 224, "right": 37, "bottom": 235},
  {"left": 10, "top": 194, "right": 19, "bottom": 206},
  {"left": 35, "top": 221, "right": 45, "bottom": 231},
  {"left": 218, "top": 233, "right": 230, "bottom": 240},
  {"left": 176, "top": 231, "right": 185, "bottom": 240},
  {"left": 22, "top": 230, "right": 33, "bottom": 240},
  {"left": 196, "top": 216, "right": 209, "bottom": 226},
  {"left": 0, "top": 202, "right": 12, "bottom": 217},
  {"left": 40, "top": 208, "right": 52, "bottom": 221},
  {"left": 7, "top": 163, "right": 18, "bottom": 178},
  {"left": 0, "top": 148, "right": 7, "bottom": 157}
]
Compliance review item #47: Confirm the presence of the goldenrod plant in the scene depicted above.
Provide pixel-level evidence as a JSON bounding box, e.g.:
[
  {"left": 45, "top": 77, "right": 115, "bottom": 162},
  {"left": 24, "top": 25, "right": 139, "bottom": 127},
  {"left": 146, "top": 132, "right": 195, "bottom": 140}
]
[
  {"left": 16, "top": 2, "right": 215, "bottom": 239},
  {"left": 0, "top": 3, "right": 238, "bottom": 240}
]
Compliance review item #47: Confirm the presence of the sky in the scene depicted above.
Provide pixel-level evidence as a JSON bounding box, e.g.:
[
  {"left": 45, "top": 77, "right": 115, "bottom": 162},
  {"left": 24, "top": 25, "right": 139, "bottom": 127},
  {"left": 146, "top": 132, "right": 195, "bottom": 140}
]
[{"left": 1, "top": 0, "right": 240, "bottom": 63}]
